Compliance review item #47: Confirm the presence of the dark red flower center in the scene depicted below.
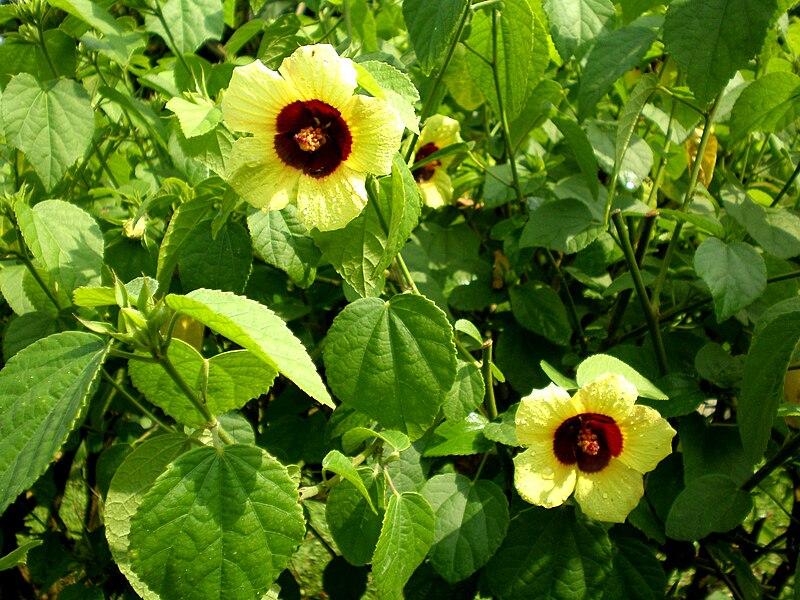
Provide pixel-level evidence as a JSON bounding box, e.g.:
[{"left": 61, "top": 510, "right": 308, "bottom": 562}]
[
  {"left": 553, "top": 413, "right": 623, "bottom": 473},
  {"left": 413, "top": 142, "right": 441, "bottom": 182},
  {"left": 274, "top": 100, "right": 352, "bottom": 179}
]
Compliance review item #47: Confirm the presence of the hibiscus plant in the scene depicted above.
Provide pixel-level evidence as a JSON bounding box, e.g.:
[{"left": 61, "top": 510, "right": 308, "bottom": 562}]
[{"left": 1, "top": 0, "right": 800, "bottom": 598}]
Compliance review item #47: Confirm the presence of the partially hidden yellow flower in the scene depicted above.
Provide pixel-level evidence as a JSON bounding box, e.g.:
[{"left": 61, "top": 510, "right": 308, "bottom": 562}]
[
  {"left": 513, "top": 373, "right": 675, "bottom": 523},
  {"left": 221, "top": 44, "right": 405, "bottom": 232},
  {"left": 412, "top": 115, "right": 462, "bottom": 209}
]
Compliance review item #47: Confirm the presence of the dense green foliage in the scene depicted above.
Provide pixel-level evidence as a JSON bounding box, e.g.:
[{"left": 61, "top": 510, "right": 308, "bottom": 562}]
[{"left": 1, "top": 0, "right": 800, "bottom": 598}]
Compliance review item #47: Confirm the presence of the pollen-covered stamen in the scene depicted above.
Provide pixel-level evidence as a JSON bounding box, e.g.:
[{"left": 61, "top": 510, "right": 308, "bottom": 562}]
[
  {"left": 553, "top": 412, "right": 623, "bottom": 473},
  {"left": 274, "top": 99, "right": 352, "bottom": 178},
  {"left": 577, "top": 424, "right": 600, "bottom": 455},
  {"left": 294, "top": 126, "right": 327, "bottom": 152}
]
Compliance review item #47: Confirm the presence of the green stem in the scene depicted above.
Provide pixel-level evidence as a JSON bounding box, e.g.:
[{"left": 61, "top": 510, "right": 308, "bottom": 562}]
[
  {"left": 490, "top": 7, "right": 524, "bottom": 204},
  {"left": 154, "top": 7, "right": 194, "bottom": 78},
  {"left": 102, "top": 369, "right": 177, "bottom": 432},
  {"left": 36, "top": 21, "right": 59, "bottom": 79},
  {"left": 651, "top": 95, "right": 721, "bottom": 309},
  {"left": 152, "top": 348, "right": 223, "bottom": 436},
  {"left": 403, "top": 2, "right": 470, "bottom": 163},
  {"left": 92, "top": 139, "right": 120, "bottom": 188},
  {"left": 343, "top": 0, "right": 353, "bottom": 43},
  {"left": 741, "top": 433, "right": 800, "bottom": 493},
  {"left": 481, "top": 340, "right": 497, "bottom": 420},
  {"left": 543, "top": 250, "right": 586, "bottom": 352},
  {"left": 611, "top": 211, "right": 668, "bottom": 375},
  {"left": 472, "top": 0, "right": 503, "bottom": 8},
  {"left": 108, "top": 348, "right": 160, "bottom": 363},
  {"left": 606, "top": 215, "right": 656, "bottom": 343},
  {"left": 455, "top": 337, "right": 482, "bottom": 368},
  {"left": 13, "top": 251, "right": 62, "bottom": 311},
  {"left": 395, "top": 253, "right": 420, "bottom": 295},
  {"left": 771, "top": 158, "right": 800, "bottom": 208}
]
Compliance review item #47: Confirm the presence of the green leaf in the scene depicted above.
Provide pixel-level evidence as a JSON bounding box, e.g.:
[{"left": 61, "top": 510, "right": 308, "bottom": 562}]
[
  {"left": 372, "top": 492, "right": 435, "bottom": 599},
  {"left": 314, "top": 155, "right": 420, "bottom": 297},
  {"left": 323, "top": 294, "right": 457, "bottom": 439},
  {"left": 422, "top": 474, "right": 509, "bottom": 583},
  {"left": 729, "top": 72, "right": 800, "bottom": 142},
  {"left": 2, "top": 73, "right": 94, "bottom": 190},
  {"left": 174, "top": 123, "right": 234, "bottom": 178},
  {"left": 325, "top": 468, "right": 383, "bottom": 566},
  {"left": 144, "top": 0, "right": 224, "bottom": 54},
  {"left": 722, "top": 188, "right": 800, "bottom": 259},
  {"left": 15, "top": 200, "right": 104, "bottom": 297},
  {"left": 552, "top": 116, "right": 600, "bottom": 199},
  {"left": 322, "top": 450, "right": 376, "bottom": 513},
  {"left": 0, "top": 540, "right": 43, "bottom": 571},
  {"left": 178, "top": 218, "right": 253, "bottom": 294},
  {"left": 0, "top": 331, "right": 108, "bottom": 513},
  {"left": 641, "top": 374, "right": 704, "bottom": 418},
  {"left": 509, "top": 282, "right": 572, "bottom": 346},
  {"left": 105, "top": 434, "right": 192, "bottom": 600},
  {"left": 483, "top": 404, "right": 519, "bottom": 446},
  {"left": 486, "top": 506, "right": 613, "bottom": 600},
  {"left": 576, "top": 354, "right": 668, "bottom": 400},
  {"left": 166, "top": 289, "right": 333, "bottom": 408},
  {"left": 0, "top": 264, "right": 58, "bottom": 316},
  {"left": 128, "top": 444, "right": 305, "bottom": 600},
  {"left": 578, "top": 18, "right": 661, "bottom": 120},
  {"left": 248, "top": 205, "right": 321, "bottom": 289},
  {"left": 615, "top": 73, "right": 659, "bottom": 174},
  {"left": 520, "top": 199, "right": 606, "bottom": 254},
  {"left": 166, "top": 96, "right": 224, "bottom": 138},
  {"left": 466, "top": 0, "right": 535, "bottom": 121},
  {"left": 663, "top": 0, "right": 778, "bottom": 105},
  {"left": 694, "top": 342, "right": 741, "bottom": 389},
  {"left": 542, "top": 0, "right": 617, "bottom": 61},
  {"left": 49, "top": 0, "right": 125, "bottom": 35},
  {"left": 694, "top": 238, "right": 766, "bottom": 322},
  {"left": 403, "top": 0, "right": 467, "bottom": 75},
  {"left": 443, "top": 361, "right": 485, "bottom": 422},
  {"left": 99, "top": 85, "right": 168, "bottom": 148},
  {"left": 128, "top": 340, "right": 276, "bottom": 427},
  {"left": 738, "top": 296, "right": 800, "bottom": 462},
  {"left": 3, "top": 311, "right": 61, "bottom": 360},
  {"left": 157, "top": 198, "right": 214, "bottom": 294},
  {"left": 604, "top": 531, "right": 666, "bottom": 600},
  {"left": 679, "top": 413, "right": 751, "bottom": 485},
  {"left": 341, "top": 428, "right": 411, "bottom": 454},
  {"left": 358, "top": 61, "right": 420, "bottom": 134},
  {"left": 665, "top": 474, "right": 753, "bottom": 540},
  {"left": 424, "top": 412, "right": 494, "bottom": 457}
]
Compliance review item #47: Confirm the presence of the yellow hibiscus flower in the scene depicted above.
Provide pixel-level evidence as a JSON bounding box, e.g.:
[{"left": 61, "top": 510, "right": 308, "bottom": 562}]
[
  {"left": 221, "top": 44, "right": 405, "bottom": 232},
  {"left": 412, "top": 115, "right": 462, "bottom": 209},
  {"left": 513, "top": 373, "right": 675, "bottom": 523}
]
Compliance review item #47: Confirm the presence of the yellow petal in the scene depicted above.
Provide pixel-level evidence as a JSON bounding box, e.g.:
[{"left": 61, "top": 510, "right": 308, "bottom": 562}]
[
  {"left": 513, "top": 445, "right": 577, "bottom": 509},
  {"left": 417, "top": 114, "right": 462, "bottom": 166},
  {"left": 617, "top": 405, "right": 676, "bottom": 474},
  {"left": 574, "top": 373, "right": 638, "bottom": 421},
  {"left": 516, "top": 383, "right": 581, "bottom": 447},
  {"left": 279, "top": 44, "right": 357, "bottom": 110},
  {"left": 226, "top": 136, "right": 298, "bottom": 211},
  {"left": 295, "top": 165, "right": 368, "bottom": 231},
  {"left": 342, "top": 94, "right": 404, "bottom": 176},
  {"left": 222, "top": 60, "right": 298, "bottom": 136},
  {"left": 420, "top": 169, "right": 453, "bottom": 209},
  {"left": 574, "top": 459, "right": 644, "bottom": 523}
]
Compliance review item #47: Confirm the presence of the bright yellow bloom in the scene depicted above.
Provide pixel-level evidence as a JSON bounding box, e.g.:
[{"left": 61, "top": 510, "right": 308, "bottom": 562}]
[
  {"left": 412, "top": 115, "right": 462, "bottom": 209},
  {"left": 513, "top": 373, "right": 675, "bottom": 523},
  {"left": 222, "top": 44, "right": 405, "bottom": 232}
]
